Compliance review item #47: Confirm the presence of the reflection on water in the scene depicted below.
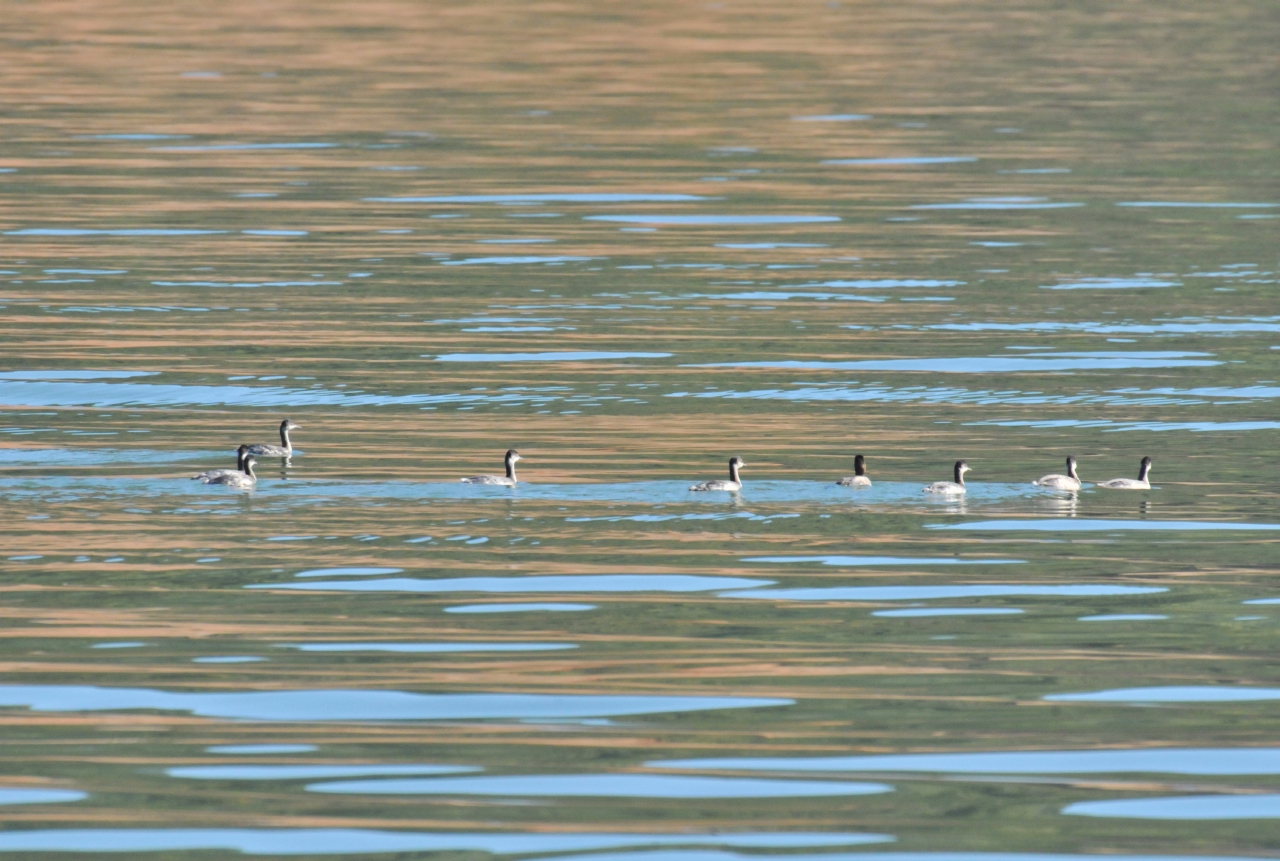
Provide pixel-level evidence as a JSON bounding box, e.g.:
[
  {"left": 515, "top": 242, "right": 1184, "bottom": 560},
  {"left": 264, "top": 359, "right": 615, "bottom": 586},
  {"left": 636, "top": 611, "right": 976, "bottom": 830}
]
[
  {"left": 0, "top": 830, "right": 890, "bottom": 856},
  {"left": 1, "top": 0, "right": 1278, "bottom": 855},
  {"left": 0, "top": 789, "right": 86, "bottom": 806},
  {"left": 0, "top": 686, "right": 791, "bottom": 721},
  {"left": 931, "top": 520, "right": 1280, "bottom": 532},
  {"left": 1063, "top": 795, "right": 1280, "bottom": 820},
  {"left": 870, "top": 608, "right": 1023, "bottom": 618},
  {"left": 308, "top": 773, "right": 893, "bottom": 799},
  {"left": 1045, "top": 688, "right": 1280, "bottom": 703},
  {"left": 167, "top": 764, "right": 478, "bottom": 781},
  {"left": 723, "top": 585, "right": 1164, "bottom": 602},
  {"left": 745, "top": 556, "right": 1024, "bottom": 567},
  {"left": 278, "top": 642, "right": 577, "bottom": 653},
  {"left": 253, "top": 575, "right": 773, "bottom": 594},
  {"left": 206, "top": 745, "right": 317, "bottom": 755},
  {"left": 1078, "top": 614, "right": 1168, "bottom": 622},
  {"left": 444, "top": 603, "right": 597, "bottom": 614},
  {"left": 652, "top": 748, "right": 1280, "bottom": 775},
  {"left": 694, "top": 353, "right": 1220, "bottom": 373}
]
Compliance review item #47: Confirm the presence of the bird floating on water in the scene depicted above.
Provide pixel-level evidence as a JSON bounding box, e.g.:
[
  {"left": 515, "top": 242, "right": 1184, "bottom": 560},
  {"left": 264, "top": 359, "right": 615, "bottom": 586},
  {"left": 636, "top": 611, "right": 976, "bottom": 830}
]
[
  {"left": 837, "top": 454, "right": 871, "bottom": 488},
  {"left": 203, "top": 455, "right": 257, "bottom": 489},
  {"left": 924, "top": 460, "right": 970, "bottom": 495},
  {"left": 461, "top": 449, "right": 523, "bottom": 486},
  {"left": 193, "top": 444, "right": 249, "bottom": 482},
  {"left": 246, "top": 419, "right": 300, "bottom": 458},
  {"left": 690, "top": 456, "right": 745, "bottom": 492},
  {"left": 1033, "top": 455, "right": 1082, "bottom": 492},
  {"left": 1096, "top": 456, "right": 1153, "bottom": 490}
]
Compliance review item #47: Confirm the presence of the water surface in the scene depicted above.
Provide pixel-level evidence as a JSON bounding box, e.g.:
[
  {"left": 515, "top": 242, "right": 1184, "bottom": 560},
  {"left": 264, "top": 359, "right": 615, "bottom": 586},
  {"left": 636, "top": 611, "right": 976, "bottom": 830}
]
[{"left": 1, "top": 1, "right": 1277, "bottom": 857}]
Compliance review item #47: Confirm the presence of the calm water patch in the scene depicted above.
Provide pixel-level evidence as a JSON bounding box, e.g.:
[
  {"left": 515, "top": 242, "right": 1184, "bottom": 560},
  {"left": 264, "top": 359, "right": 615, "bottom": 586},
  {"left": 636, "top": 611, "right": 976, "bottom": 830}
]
[
  {"left": 150, "top": 279, "right": 338, "bottom": 287},
  {"left": 0, "top": 379, "right": 562, "bottom": 409},
  {"left": 668, "top": 382, "right": 1212, "bottom": 407},
  {"left": 1041, "top": 278, "right": 1180, "bottom": 290},
  {"left": 192, "top": 657, "right": 264, "bottom": 664},
  {"left": 930, "top": 520, "right": 1280, "bottom": 532},
  {"left": 584, "top": 215, "right": 841, "bottom": 225},
  {"left": 440, "top": 256, "right": 596, "bottom": 266},
  {"left": 969, "top": 419, "right": 1280, "bottom": 433},
  {"left": 745, "top": 556, "right": 1024, "bottom": 567},
  {"left": 871, "top": 608, "right": 1024, "bottom": 618},
  {"left": 278, "top": 642, "right": 577, "bottom": 653},
  {"left": 1063, "top": 794, "right": 1280, "bottom": 819},
  {"left": 154, "top": 142, "right": 336, "bottom": 151},
  {"left": 0, "top": 685, "right": 792, "bottom": 721},
  {"left": 307, "top": 773, "right": 892, "bottom": 799},
  {"left": 0, "top": 831, "right": 887, "bottom": 855},
  {"left": 1079, "top": 614, "right": 1168, "bottom": 622},
  {"left": 680, "top": 291, "right": 886, "bottom": 302},
  {"left": 716, "top": 243, "right": 827, "bottom": 249},
  {"left": 651, "top": 748, "right": 1280, "bottom": 775},
  {"left": 793, "top": 279, "right": 964, "bottom": 288},
  {"left": 207, "top": 744, "right": 317, "bottom": 755},
  {"left": 251, "top": 575, "right": 773, "bottom": 594},
  {"left": 4, "top": 228, "right": 226, "bottom": 236},
  {"left": 444, "top": 603, "right": 597, "bottom": 614},
  {"left": 295, "top": 567, "right": 403, "bottom": 578},
  {"left": 911, "top": 198, "right": 1083, "bottom": 210},
  {"left": 929, "top": 318, "right": 1280, "bottom": 336},
  {"left": 793, "top": 114, "right": 871, "bottom": 121},
  {"left": 1116, "top": 202, "right": 1278, "bottom": 208},
  {"left": 723, "top": 585, "right": 1163, "bottom": 602},
  {"left": 167, "top": 764, "right": 478, "bottom": 780},
  {"left": 368, "top": 193, "right": 708, "bottom": 203},
  {"left": 534, "top": 854, "right": 1262, "bottom": 861},
  {"left": 826, "top": 157, "right": 976, "bottom": 165},
  {"left": 91, "top": 642, "right": 147, "bottom": 650},
  {"left": 434, "top": 351, "right": 671, "bottom": 362},
  {"left": 1045, "top": 687, "right": 1280, "bottom": 703},
  {"left": 691, "top": 352, "right": 1219, "bottom": 373},
  {"left": 0, "top": 788, "right": 85, "bottom": 806}
]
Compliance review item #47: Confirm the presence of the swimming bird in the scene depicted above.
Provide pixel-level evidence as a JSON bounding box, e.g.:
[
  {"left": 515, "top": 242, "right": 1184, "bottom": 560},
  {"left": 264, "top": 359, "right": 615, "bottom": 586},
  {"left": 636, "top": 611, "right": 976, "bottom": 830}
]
[
  {"left": 1033, "top": 456, "right": 1082, "bottom": 491},
  {"left": 461, "top": 449, "right": 523, "bottom": 486},
  {"left": 193, "top": 444, "right": 249, "bottom": 482},
  {"left": 1096, "top": 456, "right": 1153, "bottom": 490},
  {"left": 690, "top": 456, "right": 745, "bottom": 492},
  {"left": 837, "top": 454, "right": 872, "bottom": 488},
  {"left": 924, "top": 460, "right": 970, "bottom": 495},
  {"left": 205, "top": 455, "right": 257, "bottom": 489},
  {"left": 245, "top": 419, "right": 300, "bottom": 458}
]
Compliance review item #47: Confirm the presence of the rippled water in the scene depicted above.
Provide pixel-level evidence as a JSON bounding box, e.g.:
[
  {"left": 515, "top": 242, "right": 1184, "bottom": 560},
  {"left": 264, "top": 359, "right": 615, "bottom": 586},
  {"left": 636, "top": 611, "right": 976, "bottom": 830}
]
[{"left": 1, "top": 1, "right": 1278, "bottom": 858}]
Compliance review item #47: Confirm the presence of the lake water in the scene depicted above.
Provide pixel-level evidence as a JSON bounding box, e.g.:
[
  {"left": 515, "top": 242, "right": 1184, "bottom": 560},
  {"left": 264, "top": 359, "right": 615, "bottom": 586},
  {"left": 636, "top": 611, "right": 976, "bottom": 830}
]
[{"left": 0, "top": 1, "right": 1278, "bottom": 858}]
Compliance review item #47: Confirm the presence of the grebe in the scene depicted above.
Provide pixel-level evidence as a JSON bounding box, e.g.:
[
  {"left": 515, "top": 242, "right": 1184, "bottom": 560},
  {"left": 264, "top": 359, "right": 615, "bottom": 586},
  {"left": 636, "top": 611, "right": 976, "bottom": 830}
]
[
  {"left": 462, "top": 449, "right": 523, "bottom": 486},
  {"left": 690, "top": 456, "right": 745, "bottom": 492},
  {"left": 1096, "top": 456, "right": 1153, "bottom": 490},
  {"left": 837, "top": 454, "right": 871, "bottom": 488},
  {"left": 205, "top": 455, "right": 257, "bottom": 489},
  {"left": 1033, "top": 455, "right": 1082, "bottom": 491},
  {"left": 193, "top": 444, "right": 249, "bottom": 482},
  {"left": 245, "top": 419, "right": 300, "bottom": 458},
  {"left": 924, "top": 460, "right": 970, "bottom": 495}
]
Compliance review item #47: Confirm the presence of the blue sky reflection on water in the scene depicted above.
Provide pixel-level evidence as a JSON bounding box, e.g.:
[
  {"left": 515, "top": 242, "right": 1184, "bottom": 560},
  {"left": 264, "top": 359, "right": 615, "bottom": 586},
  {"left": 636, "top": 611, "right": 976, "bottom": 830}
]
[
  {"left": 1063, "top": 794, "right": 1280, "bottom": 819},
  {"left": 0, "top": 686, "right": 792, "bottom": 721},
  {"left": 0, "top": 830, "right": 890, "bottom": 856},
  {"left": 306, "top": 773, "right": 893, "bottom": 799},
  {"left": 650, "top": 748, "right": 1280, "bottom": 776}
]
